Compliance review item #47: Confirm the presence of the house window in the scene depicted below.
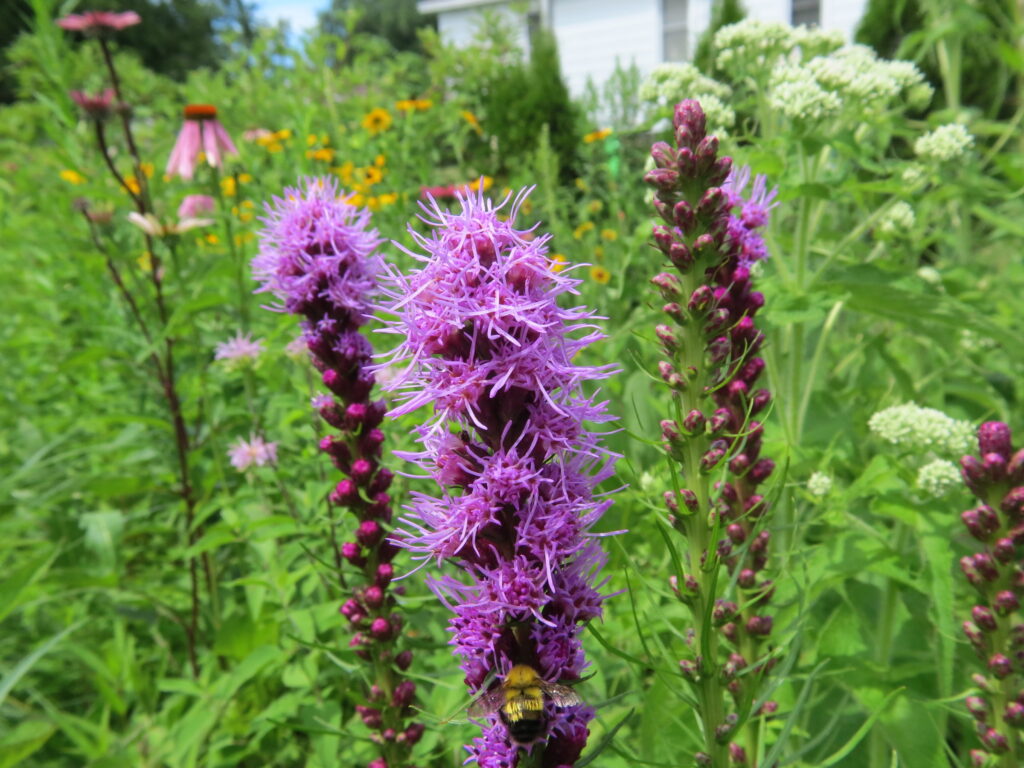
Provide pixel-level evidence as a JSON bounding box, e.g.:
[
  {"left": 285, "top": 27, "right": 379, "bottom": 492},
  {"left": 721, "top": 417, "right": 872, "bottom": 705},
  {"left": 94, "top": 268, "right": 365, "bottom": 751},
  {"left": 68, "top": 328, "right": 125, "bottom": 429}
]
[
  {"left": 792, "top": 0, "right": 820, "bottom": 26},
  {"left": 663, "top": 0, "right": 689, "bottom": 61}
]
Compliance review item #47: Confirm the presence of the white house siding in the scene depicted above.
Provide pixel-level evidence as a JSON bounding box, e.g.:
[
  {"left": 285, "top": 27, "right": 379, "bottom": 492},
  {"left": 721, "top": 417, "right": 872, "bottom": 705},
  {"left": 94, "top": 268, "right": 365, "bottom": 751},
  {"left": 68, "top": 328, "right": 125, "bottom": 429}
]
[
  {"left": 821, "top": 1, "right": 867, "bottom": 40},
  {"left": 428, "top": 1, "right": 532, "bottom": 53},
  {"left": 550, "top": 0, "right": 662, "bottom": 96},
  {"left": 421, "top": 0, "right": 870, "bottom": 97}
]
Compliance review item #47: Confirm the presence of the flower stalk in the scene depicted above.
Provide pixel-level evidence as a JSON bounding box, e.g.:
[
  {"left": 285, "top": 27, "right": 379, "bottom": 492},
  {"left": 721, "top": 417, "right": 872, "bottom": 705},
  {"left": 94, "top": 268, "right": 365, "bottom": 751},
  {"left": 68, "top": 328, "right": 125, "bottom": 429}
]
[
  {"left": 378, "top": 187, "right": 618, "bottom": 767},
  {"left": 958, "top": 421, "right": 1024, "bottom": 768},
  {"left": 254, "top": 177, "right": 421, "bottom": 768},
  {"left": 646, "top": 100, "right": 778, "bottom": 767}
]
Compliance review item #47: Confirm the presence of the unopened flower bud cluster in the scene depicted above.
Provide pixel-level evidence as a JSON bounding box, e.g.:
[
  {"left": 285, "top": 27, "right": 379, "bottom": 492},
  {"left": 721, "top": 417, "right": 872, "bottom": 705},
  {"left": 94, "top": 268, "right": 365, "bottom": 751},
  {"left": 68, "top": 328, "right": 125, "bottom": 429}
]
[{"left": 914, "top": 123, "right": 975, "bottom": 164}]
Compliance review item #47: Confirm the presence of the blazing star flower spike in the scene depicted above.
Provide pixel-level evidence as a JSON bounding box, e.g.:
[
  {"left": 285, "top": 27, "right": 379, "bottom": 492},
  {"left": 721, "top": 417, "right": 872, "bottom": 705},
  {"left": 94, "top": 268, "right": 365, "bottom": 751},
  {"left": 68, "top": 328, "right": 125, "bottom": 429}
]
[
  {"left": 166, "top": 104, "right": 239, "bottom": 180},
  {"left": 254, "top": 176, "right": 421, "bottom": 768},
  {"left": 378, "top": 186, "right": 619, "bottom": 767}
]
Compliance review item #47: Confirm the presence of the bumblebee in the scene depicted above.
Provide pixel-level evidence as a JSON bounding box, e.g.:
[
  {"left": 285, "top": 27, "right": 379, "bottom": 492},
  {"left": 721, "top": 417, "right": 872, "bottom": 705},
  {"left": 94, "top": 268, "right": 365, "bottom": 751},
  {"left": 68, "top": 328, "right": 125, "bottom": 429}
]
[{"left": 468, "top": 665, "right": 582, "bottom": 744}]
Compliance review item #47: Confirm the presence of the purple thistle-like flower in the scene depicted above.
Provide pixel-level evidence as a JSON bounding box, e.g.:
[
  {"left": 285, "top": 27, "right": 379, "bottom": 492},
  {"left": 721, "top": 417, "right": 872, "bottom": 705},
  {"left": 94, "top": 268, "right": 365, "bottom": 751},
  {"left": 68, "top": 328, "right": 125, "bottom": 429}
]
[
  {"left": 644, "top": 99, "right": 779, "bottom": 764},
  {"left": 254, "top": 176, "right": 420, "bottom": 767},
  {"left": 378, "top": 187, "right": 618, "bottom": 765},
  {"left": 956, "top": 421, "right": 1024, "bottom": 763}
]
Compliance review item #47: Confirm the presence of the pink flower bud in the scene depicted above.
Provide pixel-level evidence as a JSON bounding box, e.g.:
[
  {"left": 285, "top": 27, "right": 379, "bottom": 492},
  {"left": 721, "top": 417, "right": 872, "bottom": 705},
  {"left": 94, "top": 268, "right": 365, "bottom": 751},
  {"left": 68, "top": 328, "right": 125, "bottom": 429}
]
[
  {"left": 356, "top": 705, "right": 382, "bottom": 728},
  {"left": 994, "top": 591, "right": 1020, "bottom": 616},
  {"left": 965, "top": 695, "right": 988, "bottom": 721},
  {"left": 391, "top": 680, "right": 416, "bottom": 708},
  {"left": 330, "top": 478, "right": 360, "bottom": 506},
  {"left": 973, "top": 605, "right": 998, "bottom": 631},
  {"left": 341, "top": 541, "right": 365, "bottom": 566},
  {"left": 364, "top": 585, "right": 384, "bottom": 609},
  {"left": 351, "top": 458, "right": 374, "bottom": 485},
  {"left": 369, "top": 617, "right": 392, "bottom": 641},
  {"left": 979, "top": 422, "right": 1013, "bottom": 460},
  {"left": 989, "top": 654, "right": 1013, "bottom": 679},
  {"left": 357, "top": 520, "right": 383, "bottom": 547},
  {"left": 404, "top": 722, "right": 425, "bottom": 745},
  {"left": 395, "top": 649, "right": 413, "bottom": 670},
  {"left": 746, "top": 615, "right": 773, "bottom": 636}
]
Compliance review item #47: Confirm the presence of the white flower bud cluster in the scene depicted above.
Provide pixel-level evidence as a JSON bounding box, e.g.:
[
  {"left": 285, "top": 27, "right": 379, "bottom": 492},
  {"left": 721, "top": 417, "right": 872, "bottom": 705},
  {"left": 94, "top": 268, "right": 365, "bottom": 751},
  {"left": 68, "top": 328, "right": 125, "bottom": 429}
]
[
  {"left": 914, "top": 124, "right": 974, "bottom": 163},
  {"left": 807, "top": 471, "right": 833, "bottom": 498},
  {"left": 868, "top": 402, "right": 975, "bottom": 457},
  {"left": 900, "top": 163, "right": 928, "bottom": 187},
  {"left": 714, "top": 20, "right": 802, "bottom": 78},
  {"left": 916, "top": 459, "right": 963, "bottom": 498},
  {"left": 768, "top": 63, "right": 842, "bottom": 123},
  {"left": 639, "top": 64, "right": 735, "bottom": 130},
  {"left": 877, "top": 201, "right": 916, "bottom": 240}
]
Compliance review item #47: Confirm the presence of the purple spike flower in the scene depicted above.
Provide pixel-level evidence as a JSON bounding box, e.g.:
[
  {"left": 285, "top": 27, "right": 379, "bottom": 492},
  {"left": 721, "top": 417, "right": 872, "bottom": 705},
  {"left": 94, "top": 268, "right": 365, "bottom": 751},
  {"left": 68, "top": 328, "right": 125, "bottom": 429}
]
[
  {"left": 645, "top": 99, "right": 779, "bottom": 765},
  {"left": 254, "top": 176, "right": 421, "bottom": 768},
  {"left": 956, "top": 421, "right": 1023, "bottom": 764},
  {"left": 378, "top": 187, "right": 619, "bottom": 766}
]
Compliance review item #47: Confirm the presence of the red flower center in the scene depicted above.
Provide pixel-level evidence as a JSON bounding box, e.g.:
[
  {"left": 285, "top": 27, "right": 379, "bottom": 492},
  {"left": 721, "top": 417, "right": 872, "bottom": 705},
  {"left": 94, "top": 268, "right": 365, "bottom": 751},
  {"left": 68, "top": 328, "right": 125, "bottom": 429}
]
[{"left": 184, "top": 104, "right": 218, "bottom": 120}]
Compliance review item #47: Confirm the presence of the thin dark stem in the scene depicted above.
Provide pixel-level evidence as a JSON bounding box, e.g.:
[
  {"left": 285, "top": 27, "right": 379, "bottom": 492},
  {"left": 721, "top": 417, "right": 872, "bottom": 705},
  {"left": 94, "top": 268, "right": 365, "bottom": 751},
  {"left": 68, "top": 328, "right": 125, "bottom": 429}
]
[
  {"left": 95, "top": 121, "right": 143, "bottom": 211},
  {"left": 98, "top": 36, "right": 151, "bottom": 210}
]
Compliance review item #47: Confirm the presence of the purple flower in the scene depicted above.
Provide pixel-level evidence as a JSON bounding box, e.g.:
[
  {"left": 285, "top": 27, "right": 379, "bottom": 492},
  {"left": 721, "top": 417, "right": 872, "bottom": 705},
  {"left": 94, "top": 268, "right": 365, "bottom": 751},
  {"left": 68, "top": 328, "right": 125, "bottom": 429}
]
[
  {"left": 227, "top": 434, "right": 277, "bottom": 470},
  {"left": 378, "top": 187, "right": 618, "bottom": 765},
  {"left": 254, "top": 176, "right": 419, "bottom": 766},
  {"left": 722, "top": 164, "right": 777, "bottom": 267},
  {"left": 214, "top": 331, "right": 264, "bottom": 363}
]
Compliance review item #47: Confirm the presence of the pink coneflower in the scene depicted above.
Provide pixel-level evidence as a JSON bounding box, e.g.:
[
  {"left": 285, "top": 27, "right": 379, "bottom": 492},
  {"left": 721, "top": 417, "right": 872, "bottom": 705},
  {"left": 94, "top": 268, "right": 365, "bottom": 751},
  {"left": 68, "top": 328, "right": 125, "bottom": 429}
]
[
  {"left": 57, "top": 10, "right": 141, "bottom": 34},
  {"left": 214, "top": 331, "right": 265, "bottom": 363},
  {"left": 177, "top": 194, "right": 216, "bottom": 220},
  {"left": 127, "top": 211, "right": 214, "bottom": 237},
  {"left": 166, "top": 104, "right": 239, "bottom": 180},
  {"left": 70, "top": 88, "right": 115, "bottom": 120},
  {"left": 227, "top": 435, "right": 278, "bottom": 471}
]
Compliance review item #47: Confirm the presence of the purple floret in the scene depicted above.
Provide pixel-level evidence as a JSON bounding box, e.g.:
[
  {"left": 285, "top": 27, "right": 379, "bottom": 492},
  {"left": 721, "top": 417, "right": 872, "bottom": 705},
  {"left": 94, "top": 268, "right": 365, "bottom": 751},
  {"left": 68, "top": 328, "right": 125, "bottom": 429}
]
[{"left": 378, "top": 187, "right": 619, "bottom": 765}]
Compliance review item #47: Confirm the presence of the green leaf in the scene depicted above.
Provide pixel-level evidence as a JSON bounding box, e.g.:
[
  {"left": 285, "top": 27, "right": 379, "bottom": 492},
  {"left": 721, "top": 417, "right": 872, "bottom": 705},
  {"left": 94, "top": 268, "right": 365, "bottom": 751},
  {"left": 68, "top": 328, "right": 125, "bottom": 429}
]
[
  {"left": 0, "top": 546, "right": 59, "bottom": 623},
  {"left": 0, "top": 720, "right": 56, "bottom": 768},
  {"left": 0, "top": 622, "right": 82, "bottom": 707}
]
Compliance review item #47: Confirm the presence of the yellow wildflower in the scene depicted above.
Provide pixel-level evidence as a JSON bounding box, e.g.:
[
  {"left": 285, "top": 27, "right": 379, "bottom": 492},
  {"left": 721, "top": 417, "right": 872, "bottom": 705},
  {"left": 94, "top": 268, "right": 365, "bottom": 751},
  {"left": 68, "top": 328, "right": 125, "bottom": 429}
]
[
  {"left": 267, "top": 142, "right": 283, "bottom": 153},
  {"left": 334, "top": 161, "right": 355, "bottom": 184},
  {"left": 306, "top": 133, "right": 318, "bottom": 146},
  {"left": 362, "top": 166, "right": 384, "bottom": 186},
  {"left": 346, "top": 192, "right": 366, "bottom": 207},
  {"left": 137, "top": 251, "right": 153, "bottom": 272},
  {"left": 550, "top": 254, "right": 568, "bottom": 273},
  {"left": 587, "top": 200, "right": 603, "bottom": 214},
  {"left": 601, "top": 228, "right": 618, "bottom": 241},
  {"left": 583, "top": 128, "right": 612, "bottom": 144},
  {"left": 204, "top": 233, "right": 219, "bottom": 245},
  {"left": 461, "top": 110, "right": 482, "bottom": 134},
  {"left": 468, "top": 176, "right": 493, "bottom": 192},
  {"left": 574, "top": 177, "right": 588, "bottom": 192},
  {"left": 139, "top": 162, "right": 154, "bottom": 178},
  {"left": 367, "top": 196, "right": 381, "bottom": 211},
  {"left": 374, "top": 154, "right": 386, "bottom": 167},
  {"left": 239, "top": 173, "right": 253, "bottom": 184},
  {"left": 589, "top": 265, "right": 611, "bottom": 284},
  {"left": 307, "top": 147, "right": 336, "bottom": 163},
  {"left": 234, "top": 232, "right": 254, "bottom": 246},
  {"left": 60, "top": 169, "right": 86, "bottom": 185},
  {"left": 377, "top": 192, "right": 398, "bottom": 207},
  {"left": 573, "top": 221, "right": 595, "bottom": 240},
  {"left": 221, "top": 176, "right": 237, "bottom": 196},
  {"left": 362, "top": 108, "right": 392, "bottom": 135},
  {"left": 124, "top": 176, "right": 141, "bottom": 195}
]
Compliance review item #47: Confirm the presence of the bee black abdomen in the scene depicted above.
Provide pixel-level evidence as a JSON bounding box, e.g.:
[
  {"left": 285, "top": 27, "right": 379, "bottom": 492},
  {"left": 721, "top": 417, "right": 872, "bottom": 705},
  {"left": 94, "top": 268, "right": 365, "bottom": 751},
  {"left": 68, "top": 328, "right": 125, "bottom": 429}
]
[{"left": 501, "top": 711, "right": 546, "bottom": 744}]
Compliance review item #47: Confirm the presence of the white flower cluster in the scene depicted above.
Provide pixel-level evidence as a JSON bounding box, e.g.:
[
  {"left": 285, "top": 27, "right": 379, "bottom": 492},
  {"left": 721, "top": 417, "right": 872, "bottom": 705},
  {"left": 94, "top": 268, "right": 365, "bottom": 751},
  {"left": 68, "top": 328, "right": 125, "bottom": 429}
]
[
  {"left": 807, "top": 471, "right": 833, "bottom": 498},
  {"left": 868, "top": 402, "right": 975, "bottom": 457},
  {"left": 713, "top": 21, "right": 930, "bottom": 124},
  {"left": 768, "top": 63, "right": 842, "bottom": 123},
  {"left": 639, "top": 63, "right": 735, "bottom": 130},
  {"left": 914, "top": 123, "right": 975, "bottom": 163},
  {"left": 714, "top": 20, "right": 801, "bottom": 76},
  {"left": 916, "top": 459, "right": 963, "bottom": 498},
  {"left": 877, "top": 201, "right": 916, "bottom": 240}
]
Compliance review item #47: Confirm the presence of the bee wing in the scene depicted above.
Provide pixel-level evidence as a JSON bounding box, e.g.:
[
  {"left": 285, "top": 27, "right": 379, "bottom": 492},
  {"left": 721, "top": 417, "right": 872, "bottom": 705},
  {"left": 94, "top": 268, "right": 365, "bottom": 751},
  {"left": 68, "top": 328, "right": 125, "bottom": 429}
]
[
  {"left": 468, "top": 687, "right": 506, "bottom": 719},
  {"left": 541, "top": 682, "right": 582, "bottom": 708}
]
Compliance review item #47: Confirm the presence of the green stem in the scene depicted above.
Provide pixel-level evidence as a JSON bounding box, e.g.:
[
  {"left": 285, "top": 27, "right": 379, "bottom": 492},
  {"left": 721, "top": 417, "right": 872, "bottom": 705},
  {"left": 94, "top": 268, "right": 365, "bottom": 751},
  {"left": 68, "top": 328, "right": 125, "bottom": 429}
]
[
  {"left": 210, "top": 166, "right": 249, "bottom": 327},
  {"left": 676, "top": 268, "right": 728, "bottom": 767},
  {"left": 868, "top": 524, "right": 910, "bottom": 768}
]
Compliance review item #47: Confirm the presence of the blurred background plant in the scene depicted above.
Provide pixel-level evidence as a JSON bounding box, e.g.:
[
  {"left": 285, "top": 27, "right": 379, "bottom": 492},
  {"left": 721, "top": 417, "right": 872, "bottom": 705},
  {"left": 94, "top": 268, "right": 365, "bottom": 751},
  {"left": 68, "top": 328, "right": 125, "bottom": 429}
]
[{"left": 1, "top": 0, "right": 1023, "bottom": 766}]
